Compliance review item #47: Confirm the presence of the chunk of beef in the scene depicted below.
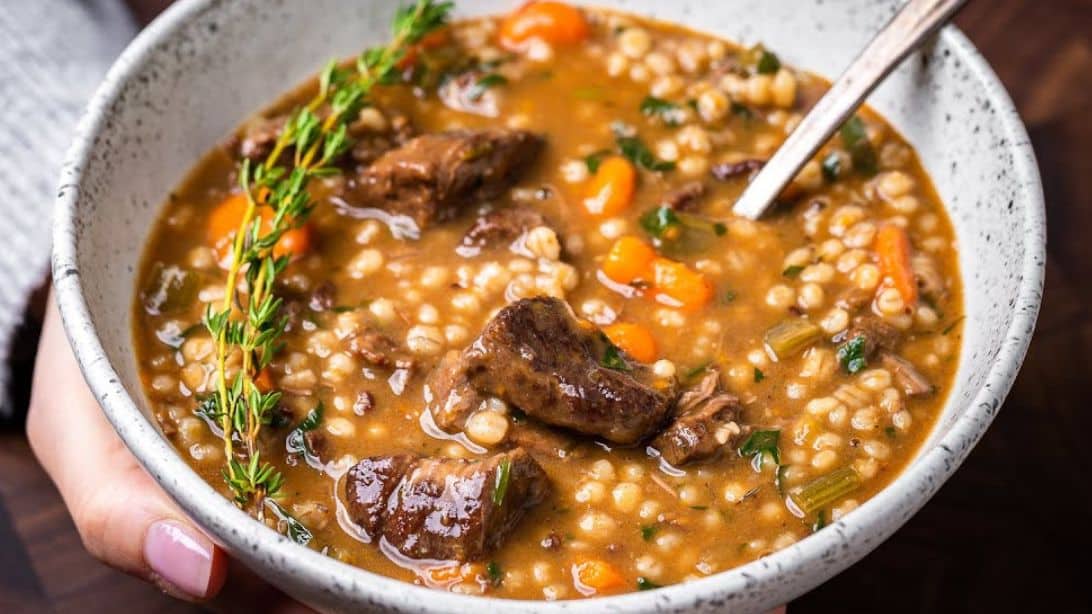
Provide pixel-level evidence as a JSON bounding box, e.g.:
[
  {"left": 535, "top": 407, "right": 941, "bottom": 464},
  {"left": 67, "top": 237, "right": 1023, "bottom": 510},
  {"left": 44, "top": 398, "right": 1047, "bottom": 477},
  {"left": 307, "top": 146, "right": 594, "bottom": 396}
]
[
  {"left": 346, "top": 327, "right": 408, "bottom": 368},
  {"left": 345, "top": 454, "right": 416, "bottom": 537},
  {"left": 234, "top": 115, "right": 288, "bottom": 161},
  {"left": 881, "top": 353, "right": 934, "bottom": 397},
  {"left": 345, "top": 129, "right": 545, "bottom": 230},
  {"left": 344, "top": 449, "right": 550, "bottom": 561},
  {"left": 427, "top": 297, "right": 676, "bottom": 445},
  {"left": 711, "top": 158, "right": 766, "bottom": 181},
  {"left": 845, "top": 315, "right": 901, "bottom": 358},
  {"left": 460, "top": 206, "right": 549, "bottom": 254},
  {"left": 662, "top": 181, "right": 706, "bottom": 212},
  {"left": 911, "top": 252, "right": 947, "bottom": 302},
  {"left": 308, "top": 281, "right": 337, "bottom": 312},
  {"left": 506, "top": 421, "right": 577, "bottom": 459},
  {"left": 650, "top": 369, "right": 744, "bottom": 466}
]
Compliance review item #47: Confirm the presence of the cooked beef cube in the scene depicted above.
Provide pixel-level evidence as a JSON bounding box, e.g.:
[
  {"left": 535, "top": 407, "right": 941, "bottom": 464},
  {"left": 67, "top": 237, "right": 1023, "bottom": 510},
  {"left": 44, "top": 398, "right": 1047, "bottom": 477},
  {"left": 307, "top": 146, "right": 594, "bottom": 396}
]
[
  {"left": 711, "top": 158, "right": 765, "bottom": 181},
  {"left": 347, "top": 327, "right": 405, "bottom": 368},
  {"left": 650, "top": 369, "right": 744, "bottom": 466},
  {"left": 506, "top": 421, "right": 577, "bottom": 459},
  {"left": 234, "top": 115, "right": 288, "bottom": 161},
  {"left": 881, "top": 353, "right": 934, "bottom": 396},
  {"left": 837, "top": 287, "right": 875, "bottom": 312},
  {"left": 662, "top": 181, "right": 706, "bottom": 211},
  {"left": 427, "top": 297, "right": 676, "bottom": 445},
  {"left": 345, "top": 129, "right": 545, "bottom": 230},
  {"left": 309, "top": 281, "right": 336, "bottom": 312},
  {"left": 344, "top": 454, "right": 417, "bottom": 537},
  {"left": 345, "top": 449, "right": 550, "bottom": 561},
  {"left": 460, "top": 206, "right": 549, "bottom": 253},
  {"left": 426, "top": 350, "right": 483, "bottom": 432},
  {"left": 845, "top": 315, "right": 901, "bottom": 357}
]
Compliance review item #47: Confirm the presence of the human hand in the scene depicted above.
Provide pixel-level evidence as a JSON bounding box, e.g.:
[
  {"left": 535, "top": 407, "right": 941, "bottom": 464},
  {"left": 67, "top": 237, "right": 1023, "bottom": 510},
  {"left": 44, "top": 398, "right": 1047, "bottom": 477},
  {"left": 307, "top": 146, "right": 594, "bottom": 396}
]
[{"left": 27, "top": 293, "right": 309, "bottom": 611}]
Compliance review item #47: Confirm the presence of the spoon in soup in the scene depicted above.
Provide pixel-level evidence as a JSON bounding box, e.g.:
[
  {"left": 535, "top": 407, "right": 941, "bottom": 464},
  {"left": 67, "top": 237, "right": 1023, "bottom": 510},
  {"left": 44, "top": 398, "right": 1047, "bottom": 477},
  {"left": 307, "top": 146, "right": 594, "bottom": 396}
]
[{"left": 731, "top": 0, "right": 968, "bottom": 220}]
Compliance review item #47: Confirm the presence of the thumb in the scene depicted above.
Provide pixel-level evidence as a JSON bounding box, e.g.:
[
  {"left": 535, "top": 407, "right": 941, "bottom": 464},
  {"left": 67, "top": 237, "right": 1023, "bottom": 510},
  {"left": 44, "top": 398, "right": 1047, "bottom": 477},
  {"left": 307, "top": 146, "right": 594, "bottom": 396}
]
[{"left": 27, "top": 296, "right": 227, "bottom": 600}]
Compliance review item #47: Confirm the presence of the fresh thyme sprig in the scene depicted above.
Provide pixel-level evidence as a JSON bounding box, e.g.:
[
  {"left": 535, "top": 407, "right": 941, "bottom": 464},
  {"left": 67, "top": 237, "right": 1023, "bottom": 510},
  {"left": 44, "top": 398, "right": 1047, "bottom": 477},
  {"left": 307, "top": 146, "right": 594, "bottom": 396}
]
[{"left": 200, "top": 0, "right": 454, "bottom": 513}]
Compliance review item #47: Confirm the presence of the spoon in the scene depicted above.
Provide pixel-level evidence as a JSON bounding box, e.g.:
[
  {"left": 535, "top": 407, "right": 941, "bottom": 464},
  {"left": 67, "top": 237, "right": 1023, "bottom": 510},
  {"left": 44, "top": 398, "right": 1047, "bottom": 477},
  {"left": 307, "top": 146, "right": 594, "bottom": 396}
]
[{"left": 731, "top": 0, "right": 968, "bottom": 220}]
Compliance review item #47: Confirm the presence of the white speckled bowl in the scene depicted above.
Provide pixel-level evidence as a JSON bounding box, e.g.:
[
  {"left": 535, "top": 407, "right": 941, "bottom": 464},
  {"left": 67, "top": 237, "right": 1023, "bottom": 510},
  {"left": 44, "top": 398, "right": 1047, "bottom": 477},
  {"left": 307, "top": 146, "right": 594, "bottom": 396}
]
[{"left": 52, "top": 1, "right": 1044, "bottom": 612}]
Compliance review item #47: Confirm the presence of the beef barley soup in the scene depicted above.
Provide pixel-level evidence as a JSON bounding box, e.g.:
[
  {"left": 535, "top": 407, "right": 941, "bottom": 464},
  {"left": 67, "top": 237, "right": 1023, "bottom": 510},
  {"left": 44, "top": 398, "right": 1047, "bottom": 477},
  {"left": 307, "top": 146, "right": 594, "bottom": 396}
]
[{"left": 132, "top": 1, "right": 963, "bottom": 600}]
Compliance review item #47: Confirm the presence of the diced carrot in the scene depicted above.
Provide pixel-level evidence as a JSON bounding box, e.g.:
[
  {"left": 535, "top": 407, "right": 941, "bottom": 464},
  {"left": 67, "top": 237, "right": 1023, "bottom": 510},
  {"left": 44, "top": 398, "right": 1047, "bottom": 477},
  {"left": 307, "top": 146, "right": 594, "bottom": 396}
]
[
  {"left": 207, "top": 192, "right": 313, "bottom": 265},
  {"left": 253, "top": 368, "right": 274, "bottom": 392},
  {"left": 572, "top": 559, "right": 625, "bottom": 593},
  {"left": 499, "top": 2, "right": 589, "bottom": 51},
  {"left": 876, "top": 224, "right": 918, "bottom": 305},
  {"left": 602, "top": 236, "right": 656, "bottom": 284},
  {"left": 583, "top": 156, "right": 637, "bottom": 217},
  {"left": 651, "top": 257, "right": 714, "bottom": 311},
  {"left": 603, "top": 323, "right": 658, "bottom": 363}
]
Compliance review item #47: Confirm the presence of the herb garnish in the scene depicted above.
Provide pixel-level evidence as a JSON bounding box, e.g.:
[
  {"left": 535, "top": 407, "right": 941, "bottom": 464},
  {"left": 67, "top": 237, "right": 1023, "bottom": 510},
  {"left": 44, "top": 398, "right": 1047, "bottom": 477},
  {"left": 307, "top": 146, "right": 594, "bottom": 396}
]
[
  {"left": 731, "top": 101, "right": 754, "bottom": 120},
  {"left": 637, "top": 577, "right": 662, "bottom": 591},
  {"left": 836, "top": 335, "right": 868, "bottom": 374},
  {"left": 265, "top": 499, "right": 313, "bottom": 546},
  {"left": 640, "top": 525, "right": 658, "bottom": 541},
  {"left": 753, "top": 367, "right": 765, "bottom": 383},
  {"left": 584, "top": 149, "right": 612, "bottom": 173},
  {"left": 200, "top": 0, "right": 453, "bottom": 512},
  {"left": 685, "top": 361, "right": 711, "bottom": 380},
  {"left": 812, "top": 509, "right": 827, "bottom": 533},
  {"left": 840, "top": 115, "right": 878, "bottom": 176},
  {"left": 486, "top": 561, "right": 503, "bottom": 586},
  {"left": 601, "top": 339, "right": 631, "bottom": 371},
  {"left": 739, "top": 429, "right": 781, "bottom": 471},
  {"left": 467, "top": 73, "right": 507, "bottom": 101},
  {"left": 821, "top": 152, "right": 842, "bottom": 182},
  {"left": 640, "top": 95, "right": 684, "bottom": 126},
  {"left": 285, "top": 403, "right": 325, "bottom": 462},
  {"left": 611, "top": 122, "right": 676, "bottom": 171},
  {"left": 756, "top": 50, "right": 781, "bottom": 74},
  {"left": 723, "top": 290, "right": 737, "bottom": 303},
  {"left": 782, "top": 265, "right": 805, "bottom": 278},
  {"left": 492, "top": 458, "right": 512, "bottom": 506},
  {"left": 884, "top": 426, "right": 898, "bottom": 439}
]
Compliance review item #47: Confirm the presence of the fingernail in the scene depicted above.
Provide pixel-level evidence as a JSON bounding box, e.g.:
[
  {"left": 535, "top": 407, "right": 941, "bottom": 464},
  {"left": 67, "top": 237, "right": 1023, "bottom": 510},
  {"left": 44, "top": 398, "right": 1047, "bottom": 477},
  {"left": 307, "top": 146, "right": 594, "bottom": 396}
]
[{"left": 144, "top": 520, "right": 215, "bottom": 598}]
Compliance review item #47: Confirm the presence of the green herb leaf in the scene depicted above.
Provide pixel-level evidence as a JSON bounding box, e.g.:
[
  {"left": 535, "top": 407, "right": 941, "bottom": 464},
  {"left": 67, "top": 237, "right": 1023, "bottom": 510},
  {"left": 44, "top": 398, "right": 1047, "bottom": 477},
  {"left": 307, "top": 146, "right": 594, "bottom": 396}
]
[
  {"left": 739, "top": 429, "right": 781, "bottom": 471},
  {"left": 689, "top": 505, "right": 708, "bottom": 511},
  {"left": 640, "top": 525, "right": 658, "bottom": 541},
  {"left": 840, "top": 116, "right": 878, "bottom": 176},
  {"left": 731, "top": 101, "right": 754, "bottom": 120},
  {"left": 265, "top": 499, "right": 313, "bottom": 546},
  {"left": 782, "top": 265, "right": 805, "bottom": 278},
  {"left": 492, "top": 458, "right": 511, "bottom": 507},
  {"left": 584, "top": 149, "right": 612, "bottom": 174},
  {"left": 617, "top": 135, "right": 676, "bottom": 172},
  {"left": 486, "top": 561, "right": 503, "bottom": 586},
  {"left": 285, "top": 402, "right": 325, "bottom": 463},
  {"left": 723, "top": 290, "right": 737, "bottom": 304},
  {"left": 602, "top": 341, "right": 631, "bottom": 371},
  {"left": 467, "top": 73, "right": 507, "bottom": 101},
  {"left": 756, "top": 50, "right": 781, "bottom": 74},
  {"left": 639, "top": 206, "right": 681, "bottom": 239},
  {"left": 775, "top": 464, "right": 789, "bottom": 495},
  {"left": 884, "top": 426, "right": 898, "bottom": 439},
  {"left": 941, "top": 316, "right": 965, "bottom": 336},
  {"left": 821, "top": 152, "right": 842, "bottom": 182},
  {"left": 836, "top": 335, "right": 869, "bottom": 374},
  {"left": 753, "top": 367, "right": 765, "bottom": 383},
  {"left": 637, "top": 577, "right": 662, "bottom": 591},
  {"left": 640, "top": 95, "right": 683, "bottom": 125},
  {"left": 685, "top": 361, "right": 711, "bottom": 380},
  {"left": 812, "top": 509, "right": 827, "bottom": 532}
]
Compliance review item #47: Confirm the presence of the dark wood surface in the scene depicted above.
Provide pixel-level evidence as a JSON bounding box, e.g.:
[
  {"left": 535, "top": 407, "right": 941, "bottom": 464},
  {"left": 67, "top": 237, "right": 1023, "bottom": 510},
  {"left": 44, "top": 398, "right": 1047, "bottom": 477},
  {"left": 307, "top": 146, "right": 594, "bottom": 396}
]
[{"left": 2, "top": 1, "right": 1089, "bottom": 612}]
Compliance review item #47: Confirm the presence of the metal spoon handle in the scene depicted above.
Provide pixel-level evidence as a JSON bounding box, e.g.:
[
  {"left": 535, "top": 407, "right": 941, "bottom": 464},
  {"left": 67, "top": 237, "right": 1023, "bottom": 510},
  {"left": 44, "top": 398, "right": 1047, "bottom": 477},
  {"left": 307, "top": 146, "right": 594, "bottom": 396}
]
[{"left": 732, "top": 0, "right": 968, "bottom": 220}]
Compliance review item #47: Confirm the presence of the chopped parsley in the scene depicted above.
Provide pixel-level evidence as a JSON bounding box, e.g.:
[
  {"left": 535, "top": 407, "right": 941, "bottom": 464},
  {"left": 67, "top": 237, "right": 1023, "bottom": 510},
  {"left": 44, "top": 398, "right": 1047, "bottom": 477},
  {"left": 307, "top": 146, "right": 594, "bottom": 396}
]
[
  {"left": 639, "top": 206, "right": 682, "bottom": 239},
  {"left": 753, "top": 367, "right": 765, "bottom": 383},
  {"left": 637, "top": 577, "right": 662, "bottom": 591},
  {"left": 738, "top": 429, "right": 781, "bottom": 471},
  {"left": 466, "top": 73, "right": 507, "bottom": 101},
  {"left": 840, "top": 115, "right": 878, "bottom": 176},
  {"left": 486, "top": 561, "right": 503, "bottom": 586},
  {"left": 836, "top": 335, "right": 869, "bottom": 374},
  {"left": 639, "top": 206, "right": 727, "bottom": 256},
  {"left": 885, "top": 426, "right": 898, "bottom": 439},
  {"left": 600, "top": 334, "right": 631, "bottom": 371},
  {"left": 685, "top": 361, "right": 712, "bottom": 380},
  {"left": 492, "top": 459, "right": 511, "bottom": 506},
  {"left": 731, "top": 101, "right": 754, "bottom": 120},
  {"left": 640, "top": 95, "right": 684, "bottom": 125},
  {"left": 723, "top": 289, "right": 738, "bottom": 303},
  {"left": 640, "top": 525, "right": 658, "bottom": 541},
  {"left": 584, "top": 148, "right": 612, "bottom": 173},
  {"left": 821, "top": 152, "right": 842, "bottom": 182},
  {"left": 782, "top": 265, "right": 805, "bottom": 278},
  {"left": 265, "top": 500, "right": 313, "bottom": 546},
  {"left": 616, "top": 135, "right": 676, "bottom": 171},
  {"left": 756, "top": 50, "right": 781, "bottom": 74},
  {"left": 812, "top": 509, "right": 827, "bottom": 533},
  {"left": 285, "top": 402, "right": 325, "bottom": 462}
]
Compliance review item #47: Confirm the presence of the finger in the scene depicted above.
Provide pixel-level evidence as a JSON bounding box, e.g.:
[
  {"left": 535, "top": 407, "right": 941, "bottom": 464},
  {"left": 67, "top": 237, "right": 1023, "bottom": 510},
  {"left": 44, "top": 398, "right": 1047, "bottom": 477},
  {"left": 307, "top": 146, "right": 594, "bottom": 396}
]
[{"left": 27, "top": 294, "right": 227, "bottom": 600}]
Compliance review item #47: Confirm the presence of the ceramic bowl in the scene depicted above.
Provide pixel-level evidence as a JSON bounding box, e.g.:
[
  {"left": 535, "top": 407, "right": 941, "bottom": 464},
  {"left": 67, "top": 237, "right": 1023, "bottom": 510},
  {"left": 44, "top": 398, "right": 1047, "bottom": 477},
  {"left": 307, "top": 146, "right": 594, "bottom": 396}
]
[{"left": 52, "top": 0, "right": 1044, "bottom": 611}]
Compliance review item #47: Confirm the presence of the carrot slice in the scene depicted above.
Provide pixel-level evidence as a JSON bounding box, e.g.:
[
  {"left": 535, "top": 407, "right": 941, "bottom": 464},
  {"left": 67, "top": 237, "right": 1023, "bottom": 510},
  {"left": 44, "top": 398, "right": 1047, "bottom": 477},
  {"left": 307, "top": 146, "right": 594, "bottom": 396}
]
[
  {"left": 603, "top": 323, "right": 658, "bottom": 363},
  {"left": 876, "top": 224, "right": 918, "bottom": 305},
  {"left": 602, "top": 236, "right": 656, "bottom": 284},
  {"left": 651, "top": 257, "right": 714, "bottom": 311},
  {"left": 583, "top": 156, "right": 637, "bottom": 217},
  {"left": 572, "top": 559, "right": 625, "bottom": 593},
  {"left": 207, "top": 192, "right": 313, "bottom": 265},
  {"left": 499, "top": 2, "right": 589, "bottom": 51}
]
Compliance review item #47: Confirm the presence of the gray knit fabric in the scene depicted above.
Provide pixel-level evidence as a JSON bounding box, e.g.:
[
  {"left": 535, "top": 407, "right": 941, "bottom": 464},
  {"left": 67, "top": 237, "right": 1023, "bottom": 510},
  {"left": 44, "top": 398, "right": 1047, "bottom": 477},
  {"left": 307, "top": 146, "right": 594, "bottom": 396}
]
[{"left": 0, "top": 0, "right": 135, "bottom": 416}]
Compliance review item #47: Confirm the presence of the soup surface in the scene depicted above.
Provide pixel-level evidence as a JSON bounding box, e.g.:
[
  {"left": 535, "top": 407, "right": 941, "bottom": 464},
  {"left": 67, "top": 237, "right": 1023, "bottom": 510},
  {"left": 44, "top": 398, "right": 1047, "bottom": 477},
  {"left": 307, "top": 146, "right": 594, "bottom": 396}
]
[{"left": 132, "top": 2, "right": 963, "bottom": 600}]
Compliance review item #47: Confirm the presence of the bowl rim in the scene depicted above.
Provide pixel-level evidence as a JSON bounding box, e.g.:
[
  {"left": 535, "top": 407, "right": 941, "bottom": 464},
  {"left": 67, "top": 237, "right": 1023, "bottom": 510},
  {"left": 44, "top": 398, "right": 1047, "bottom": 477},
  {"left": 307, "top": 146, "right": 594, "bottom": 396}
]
[{"left": 52, "top": 1, "right": 1045, "bottom": 611}]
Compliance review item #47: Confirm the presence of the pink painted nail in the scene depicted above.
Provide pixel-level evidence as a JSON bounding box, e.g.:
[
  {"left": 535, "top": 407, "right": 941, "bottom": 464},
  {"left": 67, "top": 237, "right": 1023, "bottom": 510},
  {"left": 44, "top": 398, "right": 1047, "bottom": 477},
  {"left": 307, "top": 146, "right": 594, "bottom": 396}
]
[{"left": 143, "top": 520, "right": 214, "bottom": 598}]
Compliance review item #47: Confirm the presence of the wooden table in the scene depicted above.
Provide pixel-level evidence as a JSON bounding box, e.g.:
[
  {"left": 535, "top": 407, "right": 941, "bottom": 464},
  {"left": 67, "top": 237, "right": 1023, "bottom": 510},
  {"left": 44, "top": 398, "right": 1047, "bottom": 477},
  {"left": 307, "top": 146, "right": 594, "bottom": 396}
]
[{"left": 2, "top": 1, "right": 1089, "bottom": 611}]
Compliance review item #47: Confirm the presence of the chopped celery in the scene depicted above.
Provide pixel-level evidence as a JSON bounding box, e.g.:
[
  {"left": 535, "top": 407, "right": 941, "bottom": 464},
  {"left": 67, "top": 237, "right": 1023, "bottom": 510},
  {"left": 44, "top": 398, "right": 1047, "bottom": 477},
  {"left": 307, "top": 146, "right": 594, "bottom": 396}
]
[
  {"left": 764, "top": 318, "right": 823, "bottom": 360},
  {"left": 789, "top": 467, "right": 861, "bottom": 516}
]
